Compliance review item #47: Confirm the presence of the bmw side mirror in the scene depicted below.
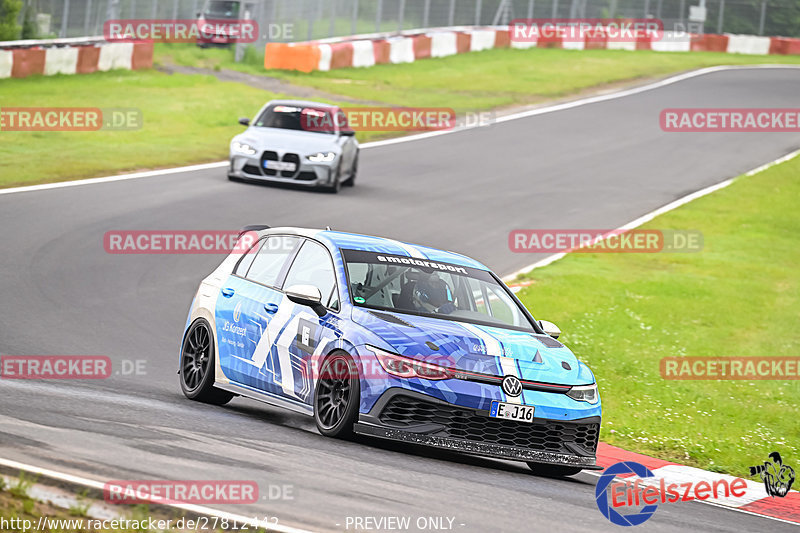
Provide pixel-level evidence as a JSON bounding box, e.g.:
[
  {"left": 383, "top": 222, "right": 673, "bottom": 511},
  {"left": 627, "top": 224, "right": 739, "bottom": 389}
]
[
  {"left": 285, "top": 285, "right": 326, "bottom": 317},
  {"left": 539, "top": 320, "right": 561, "bottom": 339},
  {"left": 239, "top": 117, "right": 250, "bottom": 126}
]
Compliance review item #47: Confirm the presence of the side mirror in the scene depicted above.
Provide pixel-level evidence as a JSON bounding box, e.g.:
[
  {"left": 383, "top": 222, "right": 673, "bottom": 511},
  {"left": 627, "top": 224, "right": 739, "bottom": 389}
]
[
  {"left": 340, "top": 129, "right": 355, "bottom": 136},
  {"left": 539, "top": 320, "right": 561, "bottom": 339},
  {"left": 239, "top": 117, "right": 250, "bottom": 126},
  {"left": 285, "top": 284, "right": 326, "bottom": 317}
]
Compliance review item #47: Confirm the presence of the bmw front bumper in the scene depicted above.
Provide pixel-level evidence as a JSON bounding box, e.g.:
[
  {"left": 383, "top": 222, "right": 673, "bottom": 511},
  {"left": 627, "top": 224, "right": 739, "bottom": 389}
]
[
  {"left": 228, "top": 153, "right": 338, "bottom": 187},
  {"left": 354, "top": 389, "right": 602, "bottom": 470}
]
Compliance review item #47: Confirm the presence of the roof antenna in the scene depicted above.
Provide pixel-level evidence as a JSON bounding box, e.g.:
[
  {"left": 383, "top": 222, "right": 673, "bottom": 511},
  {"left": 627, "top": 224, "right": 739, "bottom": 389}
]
[{"left": 325, "top": 225, "right": 332, "bottom": 230}]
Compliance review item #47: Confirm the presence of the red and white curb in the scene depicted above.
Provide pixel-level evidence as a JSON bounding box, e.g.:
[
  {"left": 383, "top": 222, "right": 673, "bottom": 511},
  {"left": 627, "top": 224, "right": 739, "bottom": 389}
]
[{"left": 594, "top": 443, "right": 800, "bottom": 524}]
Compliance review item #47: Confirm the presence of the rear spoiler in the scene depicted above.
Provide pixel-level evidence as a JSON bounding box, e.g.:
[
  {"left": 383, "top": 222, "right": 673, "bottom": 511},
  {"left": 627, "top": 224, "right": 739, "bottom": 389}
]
[{"left": 237, "top": 225, "right": 270, "bottom": 239}]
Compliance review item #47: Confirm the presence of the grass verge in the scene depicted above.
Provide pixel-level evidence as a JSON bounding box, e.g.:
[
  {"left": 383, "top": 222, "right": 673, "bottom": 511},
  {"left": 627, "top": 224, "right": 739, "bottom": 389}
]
[
  {"left": 2, "top": 45, "right": 800, "bottom": 188},
  {"left": 156, "top": 44, "right": 800, "bottom": 110},
  {"left": 513, "top": 153, "right": 800, "bottom": 476}
]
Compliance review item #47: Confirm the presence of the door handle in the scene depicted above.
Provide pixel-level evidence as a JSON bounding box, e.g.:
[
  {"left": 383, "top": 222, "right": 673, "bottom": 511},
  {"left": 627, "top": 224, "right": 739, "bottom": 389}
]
[
  {"left": 264, "top": 303, "right": 279, "bottom": 314},
  {"left": 221, "top": 288, "right": 235, "bottom": 298}
]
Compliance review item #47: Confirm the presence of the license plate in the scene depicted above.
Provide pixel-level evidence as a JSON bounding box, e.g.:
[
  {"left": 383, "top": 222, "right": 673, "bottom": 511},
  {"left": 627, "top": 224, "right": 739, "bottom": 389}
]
[
  {"left": 490, "top": 401, "right": 534, "bottom": 423},
  {"left": 263, "top": 160, "right": 297, "bottom": 172}
]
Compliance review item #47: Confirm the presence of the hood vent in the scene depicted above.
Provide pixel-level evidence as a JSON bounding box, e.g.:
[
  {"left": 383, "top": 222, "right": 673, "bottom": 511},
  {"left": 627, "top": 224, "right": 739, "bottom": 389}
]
[
  {"left": 368, "top": 310, "right": 416, "bottom": 328},
  {"left": 535, "top": 335, "right": 564, "bottom": 348}
]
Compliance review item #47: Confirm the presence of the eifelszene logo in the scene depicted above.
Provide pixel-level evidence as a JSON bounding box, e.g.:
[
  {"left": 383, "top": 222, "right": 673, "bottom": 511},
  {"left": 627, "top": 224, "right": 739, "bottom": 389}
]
[{"left": 749, "top": 452, "right": 795, "bottom": 497}]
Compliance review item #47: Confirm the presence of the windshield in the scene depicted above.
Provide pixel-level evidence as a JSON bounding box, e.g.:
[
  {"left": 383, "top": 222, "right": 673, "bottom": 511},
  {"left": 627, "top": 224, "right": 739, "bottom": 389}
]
[
  {"left": 202, "top": 1, "right": 241, "bottom": 19},
  {"left": 254, "top": 104, "right": 337, "bottom": 135},
  {"left": 343, "top": 249, "right": 536, "bottom": 332}
]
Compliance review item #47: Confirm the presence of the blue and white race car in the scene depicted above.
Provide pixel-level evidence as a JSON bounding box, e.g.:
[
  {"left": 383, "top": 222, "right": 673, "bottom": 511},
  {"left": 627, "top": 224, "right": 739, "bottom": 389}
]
[{"left": 179, "top": 227, "right": 601, "bottom": 476}]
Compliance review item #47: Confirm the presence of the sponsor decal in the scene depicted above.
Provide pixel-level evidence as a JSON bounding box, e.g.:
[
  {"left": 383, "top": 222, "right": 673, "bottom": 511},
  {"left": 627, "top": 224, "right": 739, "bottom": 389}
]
[
  {"left": 295, "top": 318, "right": 318, "bottom": 354},
  {"left": 376, "top": 255, "right": 468, "bottom": 274},
  {"left": 750, "top": 452, "right": 795, "bottom": 497},
  {"left": 660, "top": 356, "right": 800, "bottom": 380},
  {"left": 510, "top": 18, "right": 664, "bottom": 42},
  {"left": 0, "top": 108, "right": 142, "bottom": 132},
  {"left": 661, "top": 109, "right": 800, "bottom": 132}
]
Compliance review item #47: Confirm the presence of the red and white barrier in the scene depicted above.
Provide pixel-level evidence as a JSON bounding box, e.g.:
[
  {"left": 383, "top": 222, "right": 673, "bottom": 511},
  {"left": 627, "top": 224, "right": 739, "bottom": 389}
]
[
  {"left": 725, "top": 33, "right": 771, "bottom": 55},
  {"left": 264, "top": 26, "right": 800, "bottom": 72},
  {"left": 0, "top": 38, "right": 153, "bottom": 79},
  {"left": 597, "top": 443, "right": 800, "bottom": 524}
]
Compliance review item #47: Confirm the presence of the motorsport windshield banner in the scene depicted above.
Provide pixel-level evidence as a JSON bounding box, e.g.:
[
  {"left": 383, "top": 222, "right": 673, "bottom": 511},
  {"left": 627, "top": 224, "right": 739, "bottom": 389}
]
[{"left": 340, "top": 249, "right": 491, "bottom": 280}]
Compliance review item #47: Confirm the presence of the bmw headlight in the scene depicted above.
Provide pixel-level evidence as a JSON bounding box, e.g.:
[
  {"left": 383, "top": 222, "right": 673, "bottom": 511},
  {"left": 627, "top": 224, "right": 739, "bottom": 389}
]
[
  {"left": 566, "top": 383, "right": 599, "bottom": 404},
  {"left": 306, "top": 151, "right": 336, "bottom": 163},
  {"left": 232, "top": 141, "right": 257, "bottom": 155}
]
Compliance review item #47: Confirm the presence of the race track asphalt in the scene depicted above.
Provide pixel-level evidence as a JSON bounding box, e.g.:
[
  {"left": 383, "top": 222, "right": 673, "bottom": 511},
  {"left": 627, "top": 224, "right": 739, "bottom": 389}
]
[{"left": 1, "top": 66, "right": 799, "bottom": 532}]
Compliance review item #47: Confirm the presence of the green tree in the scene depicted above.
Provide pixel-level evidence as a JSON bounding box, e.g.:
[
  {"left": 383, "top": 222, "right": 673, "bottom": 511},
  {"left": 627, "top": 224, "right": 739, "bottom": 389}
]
[
  {"left": 0, "top": 0, "right": 23, "bottom": 41},
  {"left": 21, "top": 0, "right": 36, "bottom": 39}
]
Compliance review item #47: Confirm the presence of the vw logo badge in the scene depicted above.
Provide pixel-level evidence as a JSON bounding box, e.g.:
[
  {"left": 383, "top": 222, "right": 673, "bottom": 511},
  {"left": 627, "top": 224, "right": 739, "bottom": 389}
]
[{"left": 501, "top": 375, "right": 522, "bottom": 397}]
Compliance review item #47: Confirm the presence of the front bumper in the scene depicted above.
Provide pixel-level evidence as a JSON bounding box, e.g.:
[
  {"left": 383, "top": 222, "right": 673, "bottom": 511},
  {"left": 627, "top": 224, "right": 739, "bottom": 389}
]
[
  {"left": 228, "top": 153, "right": 336, "bottom": 187},
  {"left": 355, "top": 389, "right": 602, "bottom": 470}
]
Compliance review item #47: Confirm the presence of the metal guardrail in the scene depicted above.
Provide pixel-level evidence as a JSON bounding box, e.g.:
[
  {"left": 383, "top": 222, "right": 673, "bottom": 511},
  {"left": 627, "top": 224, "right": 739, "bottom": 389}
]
[{"left": 0, "top": 36, "right": 107, "bottom": 49}]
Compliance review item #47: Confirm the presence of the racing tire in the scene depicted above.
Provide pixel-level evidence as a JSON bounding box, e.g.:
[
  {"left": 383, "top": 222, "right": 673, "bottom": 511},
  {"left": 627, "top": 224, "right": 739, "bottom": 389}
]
[
  {"left": 342, "top": 155, "right": 357, "bottom": 187},
  {"left": 526, "top": 462, "right": 583, "bottom": 477},
  {"left": 179, "top": 318, "right": 234, "bottom": 406},
  {"left": 313, "top": 352, "right": 360, "bottom": 439}
]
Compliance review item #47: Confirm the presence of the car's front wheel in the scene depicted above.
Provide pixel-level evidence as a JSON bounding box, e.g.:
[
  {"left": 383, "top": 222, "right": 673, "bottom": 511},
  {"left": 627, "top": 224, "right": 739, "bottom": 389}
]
[
  {"left": 313, "top": 352, "right": 360, "bottom": 438},
  {"left": 179, "top": 318, "right": 234, "bottom": 405},
  {"left": 342, "top": 154, "right": 357, "bottom": 187},
  {"left": 526, "top": 462, "right": 583, "bottom": 477}
]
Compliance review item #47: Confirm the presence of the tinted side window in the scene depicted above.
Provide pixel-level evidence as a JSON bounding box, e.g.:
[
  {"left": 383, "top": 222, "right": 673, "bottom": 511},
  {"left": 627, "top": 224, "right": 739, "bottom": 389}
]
[
  {"left": 246, "top": 236, "right": 300, "bottom": 287},
  {"left": 234, "top": 238, "right": 263, "bottom": 277},
  {"left": 283, "top": 241, "right": 338, "bottom": 309}
]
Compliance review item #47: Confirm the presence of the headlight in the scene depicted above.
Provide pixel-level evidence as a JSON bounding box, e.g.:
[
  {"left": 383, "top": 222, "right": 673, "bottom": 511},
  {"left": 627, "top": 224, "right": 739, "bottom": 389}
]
[
  {"left": 366, "top": 346, "right": 452, "bottom": 380},
  {"left": 306, "top": 151, "right": 336, "bottom": 163},
  {"left": 566, "top": 383, "right": 599, "bottom": 404},
  {"left": 232, "top": 141, "right": 257, "bottom": 155}
]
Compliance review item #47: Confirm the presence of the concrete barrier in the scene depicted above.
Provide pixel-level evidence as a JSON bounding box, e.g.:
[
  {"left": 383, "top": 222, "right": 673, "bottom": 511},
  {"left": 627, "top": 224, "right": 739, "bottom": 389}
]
[
  {"left": 726, "top": 34, "right": 771, "bottom": 55},
  {"left": 258, "top": 26, "right": 800, "bottom": 72},
  {"left": 430, "top": 32, "right": 458, "bottom": 58},
  {"left": 389, "top": 37, "right": 415, "bottom": 63},
  {"left": 44, "top": 46, "right": 79, "bottom": 75}
]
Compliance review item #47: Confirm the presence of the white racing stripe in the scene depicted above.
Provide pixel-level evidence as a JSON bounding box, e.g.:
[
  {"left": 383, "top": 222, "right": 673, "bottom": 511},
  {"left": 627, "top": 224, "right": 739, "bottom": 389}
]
[
  {"left": 0, "top": 457, "right": 315, "bottom": 533},
  {"left": 459, "top": 322, "right": 522, "bottom": 405}
]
